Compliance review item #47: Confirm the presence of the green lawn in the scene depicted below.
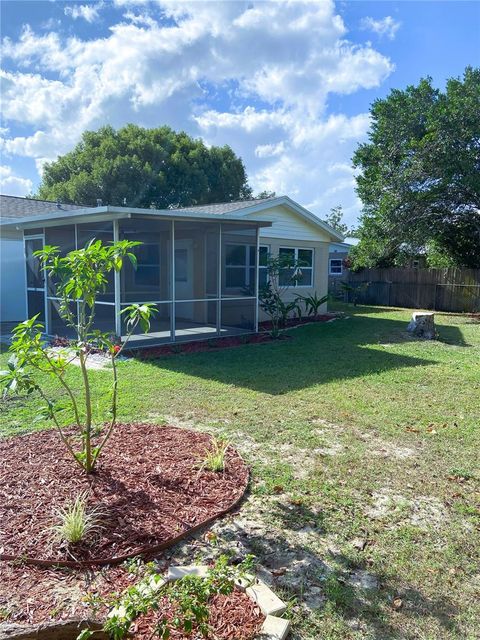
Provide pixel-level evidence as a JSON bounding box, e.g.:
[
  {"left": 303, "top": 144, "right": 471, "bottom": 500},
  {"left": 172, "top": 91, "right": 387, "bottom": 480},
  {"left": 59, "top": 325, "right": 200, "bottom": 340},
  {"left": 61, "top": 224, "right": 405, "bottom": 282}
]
[{"left": 1, "top": 304, "right": 479, "bottom": 639}]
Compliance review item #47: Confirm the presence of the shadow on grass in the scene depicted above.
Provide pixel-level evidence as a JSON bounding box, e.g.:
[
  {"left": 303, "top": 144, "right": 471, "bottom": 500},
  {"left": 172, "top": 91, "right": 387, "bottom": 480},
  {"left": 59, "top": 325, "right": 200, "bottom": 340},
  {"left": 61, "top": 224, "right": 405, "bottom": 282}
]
[
  {"left": 226, "top": 498, "right": 460, "bottom": 640},
  {"left": 139, "top": 315, "right": 466, "bottom": 395}
]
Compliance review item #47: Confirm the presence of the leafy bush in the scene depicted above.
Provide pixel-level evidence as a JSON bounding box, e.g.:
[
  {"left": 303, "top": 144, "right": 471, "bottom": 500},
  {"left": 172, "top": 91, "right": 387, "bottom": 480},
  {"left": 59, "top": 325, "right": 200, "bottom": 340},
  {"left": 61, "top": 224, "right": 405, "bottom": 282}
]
[
  {"left": 258, "top": 253, "right": 303, "bottom": 338},
  {"left": 0, "top": 240, "right": 156, "bottom": 473},
  {"left": 78, "top": 555, "right": 255, "bottom": 640}
]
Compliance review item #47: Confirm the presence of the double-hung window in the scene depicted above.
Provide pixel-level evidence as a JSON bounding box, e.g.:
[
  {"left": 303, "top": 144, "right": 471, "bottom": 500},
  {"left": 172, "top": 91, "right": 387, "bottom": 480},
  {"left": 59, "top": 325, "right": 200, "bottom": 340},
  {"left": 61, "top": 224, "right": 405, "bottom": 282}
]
[
  {"left": 279, "top": 247, "right": 314, "bottom": 287},
  {"left": 329, "top": 258, "right": 343, "bottom": 275}
]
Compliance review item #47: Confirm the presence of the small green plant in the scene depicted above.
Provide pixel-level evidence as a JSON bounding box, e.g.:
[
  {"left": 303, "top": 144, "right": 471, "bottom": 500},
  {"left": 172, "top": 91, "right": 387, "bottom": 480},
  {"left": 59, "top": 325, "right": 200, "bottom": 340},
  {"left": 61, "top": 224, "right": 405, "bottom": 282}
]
[
  {"left": 199, "top": 438, "right": 229, "bottom": 472},
  {"left": 52, "top": 493, "right": 103, "bottom": 544},
  {"left": 259, "top": 253, "right": 303, "bottom": 338},
  {"left": 0, "top": 239, "right": 157, "bottom": 473},
  {"left": 77, "top": 555, "right": 255, "bottom": 640},
  {"left": 297, "top": 292, "right": 329, "bottom": 317}
]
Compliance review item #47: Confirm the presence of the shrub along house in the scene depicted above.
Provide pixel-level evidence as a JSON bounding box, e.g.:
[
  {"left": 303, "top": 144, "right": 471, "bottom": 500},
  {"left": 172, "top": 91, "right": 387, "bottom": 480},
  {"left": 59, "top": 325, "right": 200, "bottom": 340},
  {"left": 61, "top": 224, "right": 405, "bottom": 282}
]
[{"left": 0, "top": 194, "right": 342, "bottom": 345}]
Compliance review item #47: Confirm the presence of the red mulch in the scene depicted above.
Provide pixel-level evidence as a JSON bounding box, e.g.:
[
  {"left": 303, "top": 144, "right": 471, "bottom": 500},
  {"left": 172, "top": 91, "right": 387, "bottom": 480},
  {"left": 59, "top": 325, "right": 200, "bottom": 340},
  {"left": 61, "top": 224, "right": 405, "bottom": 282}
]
[
  {"left": 0, "top": 561, "right": 264, "bottom": 639},
  {"left": 133, "top": 588, "right": 264, "bottom": 639},
  {"left": 0, "top": 424, "right": 249, "bottom": 565},
  {"left": 130, "top": 314, "right": 336, "bottom": 360}
]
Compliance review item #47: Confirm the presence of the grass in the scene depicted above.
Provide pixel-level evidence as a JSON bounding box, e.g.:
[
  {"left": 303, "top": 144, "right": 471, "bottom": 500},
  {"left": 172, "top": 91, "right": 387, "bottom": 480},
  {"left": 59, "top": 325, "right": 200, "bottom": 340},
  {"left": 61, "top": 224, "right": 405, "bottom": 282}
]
[{"left": 1, "top": 303, "right": 479, "bottom": 639}]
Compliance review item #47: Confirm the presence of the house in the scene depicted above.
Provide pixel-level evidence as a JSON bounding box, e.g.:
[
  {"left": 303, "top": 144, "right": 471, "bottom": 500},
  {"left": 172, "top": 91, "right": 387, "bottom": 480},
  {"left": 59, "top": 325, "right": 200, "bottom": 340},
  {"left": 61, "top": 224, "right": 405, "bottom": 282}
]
[
  {"left": 328, "top": 237, "right": 358, "bottom": 296},
  {"left": 0, "top": 194, "right": 342, "bottom": 344}
]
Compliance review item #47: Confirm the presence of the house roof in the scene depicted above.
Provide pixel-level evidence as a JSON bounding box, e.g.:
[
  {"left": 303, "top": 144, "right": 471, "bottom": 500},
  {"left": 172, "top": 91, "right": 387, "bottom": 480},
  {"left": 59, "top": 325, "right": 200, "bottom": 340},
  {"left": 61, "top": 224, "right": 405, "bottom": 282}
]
[
  {"left": 0, "top": 193, "right": 343, "bottom": 241},
  {"left": 0, "top": 194, "right": 88, "bottom": 220}
]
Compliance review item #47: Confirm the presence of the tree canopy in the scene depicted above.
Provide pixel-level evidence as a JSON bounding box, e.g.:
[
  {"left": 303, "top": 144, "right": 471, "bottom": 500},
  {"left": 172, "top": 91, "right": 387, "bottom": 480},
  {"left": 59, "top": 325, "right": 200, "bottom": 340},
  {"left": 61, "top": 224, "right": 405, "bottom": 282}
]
[
  {"left": 351, "top": 67, "right": 480, "bottom": 269},
  {"left": 37, "top": 124, "right": 253, "bottom": 208},
  {"left": 323, "top": 205, "right": 351, "bottom": 237}
]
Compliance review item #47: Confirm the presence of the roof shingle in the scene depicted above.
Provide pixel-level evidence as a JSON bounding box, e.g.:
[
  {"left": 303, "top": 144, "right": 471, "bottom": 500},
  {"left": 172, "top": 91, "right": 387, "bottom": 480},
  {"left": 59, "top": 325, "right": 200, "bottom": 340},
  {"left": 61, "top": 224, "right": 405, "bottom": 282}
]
[{"left": 0, "top": 195, "right": 87, "bottom": 220}]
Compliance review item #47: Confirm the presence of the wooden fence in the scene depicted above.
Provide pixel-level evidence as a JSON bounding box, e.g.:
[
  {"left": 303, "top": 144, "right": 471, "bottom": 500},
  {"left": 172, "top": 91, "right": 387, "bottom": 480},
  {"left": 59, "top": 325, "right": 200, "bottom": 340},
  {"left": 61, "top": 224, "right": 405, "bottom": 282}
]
[{"left": 342, "top": 267, "right": 480, "bottom": 312}]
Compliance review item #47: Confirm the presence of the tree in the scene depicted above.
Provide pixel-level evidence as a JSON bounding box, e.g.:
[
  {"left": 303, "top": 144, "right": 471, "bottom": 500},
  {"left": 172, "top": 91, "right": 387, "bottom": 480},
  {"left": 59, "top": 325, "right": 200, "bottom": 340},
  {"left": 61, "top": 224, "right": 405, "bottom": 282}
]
[
  {"left": 323, "top": 205, "right": 350, "bottom": 236},
  {"left": 1, "top": 240, "right": 156, "bottom": 474},
  {"left": 37, "top": 124, "right": 252, "bottom": 207},
  {"left": 351, "top": 67, "right": 480, "bottom": 269}
]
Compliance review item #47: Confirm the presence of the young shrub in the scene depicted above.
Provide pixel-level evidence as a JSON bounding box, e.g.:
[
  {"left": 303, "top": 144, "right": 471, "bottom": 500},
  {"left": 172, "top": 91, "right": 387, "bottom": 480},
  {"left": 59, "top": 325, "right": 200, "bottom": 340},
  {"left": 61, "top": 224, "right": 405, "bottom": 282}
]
[
  {"left": 258, "top": 253, "right": 303, "bottom": 338},
  {"left": 297, "top": 292, "right": 329, "bottom": 317},
  {"left": 52, "top": 493, "right": 103, "bottom": 544},
  {"left": 0, "top": 239, "right": 157, "bottom": 474},
  {"left": 200, "top": 438, "right": 230, "bottom": 472}
]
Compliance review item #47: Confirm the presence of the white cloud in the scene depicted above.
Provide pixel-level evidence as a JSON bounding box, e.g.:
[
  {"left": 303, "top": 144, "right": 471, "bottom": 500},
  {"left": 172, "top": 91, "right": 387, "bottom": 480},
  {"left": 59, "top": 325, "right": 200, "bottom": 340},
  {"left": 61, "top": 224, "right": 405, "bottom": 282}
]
[
  {"left": 360, "top": 16, "right": 401, "bottom": 40},
  {"left": 0, "top": 165, "right": 33, "bottom": 196},
  {"left": 0, "top": 0, "right": 393, "bottom": 223},
  {"left": 64, "top": 2, "right": 103, "bottom": 23}
]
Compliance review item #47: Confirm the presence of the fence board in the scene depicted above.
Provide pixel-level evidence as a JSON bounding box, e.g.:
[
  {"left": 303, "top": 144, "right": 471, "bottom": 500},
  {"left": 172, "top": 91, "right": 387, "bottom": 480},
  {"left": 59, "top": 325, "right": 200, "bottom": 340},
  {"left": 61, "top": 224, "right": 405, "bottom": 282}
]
[{"left": 345, "top": 268, "right": 480, "bottom": 312}]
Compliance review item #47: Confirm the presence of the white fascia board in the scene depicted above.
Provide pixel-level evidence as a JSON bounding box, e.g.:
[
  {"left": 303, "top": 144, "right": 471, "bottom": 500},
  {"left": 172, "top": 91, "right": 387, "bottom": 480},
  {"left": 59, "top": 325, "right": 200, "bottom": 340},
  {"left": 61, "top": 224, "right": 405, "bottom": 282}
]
[{"left": 230, "top": 196, "right": 344, "bottom": 242}]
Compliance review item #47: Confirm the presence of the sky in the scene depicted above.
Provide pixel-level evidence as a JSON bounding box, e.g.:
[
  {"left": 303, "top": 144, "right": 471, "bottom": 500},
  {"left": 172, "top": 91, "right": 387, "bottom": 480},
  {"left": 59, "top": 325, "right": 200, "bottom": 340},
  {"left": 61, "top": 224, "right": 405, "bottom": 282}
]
[{"left": 1, "top": 0, "right": 479, "bottom": 225}]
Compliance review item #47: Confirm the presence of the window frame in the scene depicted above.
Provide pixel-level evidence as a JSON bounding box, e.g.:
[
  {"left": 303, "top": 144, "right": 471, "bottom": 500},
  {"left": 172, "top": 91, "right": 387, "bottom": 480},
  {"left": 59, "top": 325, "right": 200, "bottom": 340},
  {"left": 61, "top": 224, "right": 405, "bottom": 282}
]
[
  {"left": 279, "top": 246, "right": 314, "bottom": 288},
  {"left": 224, "top": 242, "right": 257, "bottom": 289},
  {"left": 329, "top": 258, "right": 343, "bottom": 276}
]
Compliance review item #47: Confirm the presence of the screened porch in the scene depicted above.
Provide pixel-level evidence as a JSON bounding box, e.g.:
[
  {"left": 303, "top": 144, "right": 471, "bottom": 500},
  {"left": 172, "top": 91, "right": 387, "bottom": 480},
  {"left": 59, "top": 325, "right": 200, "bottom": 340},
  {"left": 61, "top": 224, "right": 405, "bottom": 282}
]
[{"left": 24, "top": 214, "right": 265, "bottom": 346}]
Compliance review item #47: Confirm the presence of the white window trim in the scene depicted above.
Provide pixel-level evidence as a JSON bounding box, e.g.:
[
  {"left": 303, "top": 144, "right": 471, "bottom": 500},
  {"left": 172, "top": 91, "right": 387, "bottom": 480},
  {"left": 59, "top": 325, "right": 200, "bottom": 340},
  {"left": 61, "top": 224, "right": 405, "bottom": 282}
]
[
  {"left": 329, "top": 258, "right": 343, "bottom": 276},
  {"left": 279, "top": 246, "right": 314, "bottom": 288}
]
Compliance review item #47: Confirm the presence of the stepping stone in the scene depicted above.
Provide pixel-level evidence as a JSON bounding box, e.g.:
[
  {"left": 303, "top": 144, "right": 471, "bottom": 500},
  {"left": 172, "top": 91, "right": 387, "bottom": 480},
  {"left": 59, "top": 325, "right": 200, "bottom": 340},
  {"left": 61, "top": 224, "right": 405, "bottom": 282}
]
[
  {"left": 260, "top": 614, "right": 291, "bottom": 640},
  {"left": 246, "top": 580, "right": 287, "bottom": 615},
  {"left": 167, "top": 565, "right": 209, "bottom": 581}
]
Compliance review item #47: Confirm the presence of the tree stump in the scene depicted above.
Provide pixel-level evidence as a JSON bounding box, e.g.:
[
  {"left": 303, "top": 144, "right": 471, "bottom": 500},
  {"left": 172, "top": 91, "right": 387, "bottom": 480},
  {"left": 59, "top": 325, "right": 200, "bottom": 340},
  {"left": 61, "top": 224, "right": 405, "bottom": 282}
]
[{"left": 407, "top": 312, "right": 436, "bottom": 339}]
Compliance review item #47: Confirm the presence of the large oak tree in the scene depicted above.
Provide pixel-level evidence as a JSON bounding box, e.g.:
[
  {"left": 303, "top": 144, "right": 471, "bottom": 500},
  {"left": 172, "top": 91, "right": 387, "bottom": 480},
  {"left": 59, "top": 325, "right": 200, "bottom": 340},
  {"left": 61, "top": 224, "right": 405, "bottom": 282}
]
[
  {"left": 351, "top": 67, "right": 480, "bottom": 269},
  {"left": 37, "top": 124, "right": 252, "bottom": 208}
]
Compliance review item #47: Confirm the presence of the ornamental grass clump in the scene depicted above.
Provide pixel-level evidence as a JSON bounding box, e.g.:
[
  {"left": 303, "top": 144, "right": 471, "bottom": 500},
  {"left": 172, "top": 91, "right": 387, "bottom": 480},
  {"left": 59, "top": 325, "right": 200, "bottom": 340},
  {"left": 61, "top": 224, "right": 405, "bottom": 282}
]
[
  {"left": 200, "top": 438, "right": 230, "bottom": 472},
  {"left": 0, "top": 239, "right": 157, "bottom": 474},
  {"left": 52, "top": 493, "right": 103, "bottom": 544}
]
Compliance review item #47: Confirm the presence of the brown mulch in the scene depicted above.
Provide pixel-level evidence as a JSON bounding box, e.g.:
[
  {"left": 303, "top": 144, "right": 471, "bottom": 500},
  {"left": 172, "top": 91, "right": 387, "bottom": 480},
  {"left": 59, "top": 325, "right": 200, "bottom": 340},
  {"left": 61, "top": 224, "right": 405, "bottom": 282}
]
[
  {"left": 0, "top": 562, "right": 264, "bottom": 639},
  {"left": 0, "top": 424, "right": 249, "bottom": 565},
  {"left": 130, "top": 314, "right": 337, "bottom": 360},
  {"left": 133, "top": 588, "right": 264, "bottom": 640}
]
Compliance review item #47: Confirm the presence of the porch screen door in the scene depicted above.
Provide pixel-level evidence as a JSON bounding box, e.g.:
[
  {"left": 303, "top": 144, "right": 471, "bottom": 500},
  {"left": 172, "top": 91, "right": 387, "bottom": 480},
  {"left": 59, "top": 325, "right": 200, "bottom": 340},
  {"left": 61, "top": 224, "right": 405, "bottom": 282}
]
[{"left": 25, "top": 236, "right": 46, "bottom": 323}]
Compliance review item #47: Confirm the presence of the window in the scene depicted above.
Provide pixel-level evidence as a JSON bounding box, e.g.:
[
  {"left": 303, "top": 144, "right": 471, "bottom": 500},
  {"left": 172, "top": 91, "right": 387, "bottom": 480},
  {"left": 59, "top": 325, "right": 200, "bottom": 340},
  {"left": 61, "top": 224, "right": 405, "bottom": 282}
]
[
  {"left": 279, "top": 247, "right": 314, "bottom": 287},
  {"left": 329, "top": 258, "right": 343, "bottom": 275},
  {"left": 134, "top": 243, "right": 160, "bottom": 286},
  {"left": 258, "top": 245, "right": 269, "bottom": 287},
  {"left": 225, "top": 244, "right": 256, "bottom": 289}
]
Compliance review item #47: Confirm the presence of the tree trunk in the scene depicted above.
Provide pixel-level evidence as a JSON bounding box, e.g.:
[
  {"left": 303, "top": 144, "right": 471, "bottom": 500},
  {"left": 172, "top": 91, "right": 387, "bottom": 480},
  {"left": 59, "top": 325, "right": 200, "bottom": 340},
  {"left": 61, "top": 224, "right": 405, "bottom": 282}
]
[{"left": 407, "top": 312, "right": 436, "bottom": 339}]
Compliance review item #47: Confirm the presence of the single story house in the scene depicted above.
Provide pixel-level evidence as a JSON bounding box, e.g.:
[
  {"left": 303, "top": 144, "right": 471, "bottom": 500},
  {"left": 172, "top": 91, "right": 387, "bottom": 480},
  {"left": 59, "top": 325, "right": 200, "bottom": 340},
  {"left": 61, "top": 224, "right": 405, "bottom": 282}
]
[{"left": 0, "top": 194, "right": 342, "bottom": 345}]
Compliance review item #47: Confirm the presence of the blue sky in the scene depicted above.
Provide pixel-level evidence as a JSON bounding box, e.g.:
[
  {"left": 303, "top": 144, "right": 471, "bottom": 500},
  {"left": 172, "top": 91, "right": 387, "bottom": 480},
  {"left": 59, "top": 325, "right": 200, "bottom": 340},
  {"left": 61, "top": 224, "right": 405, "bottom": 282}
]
[{"left": 1, "top": 0, "right": 479, "bottom": 225}]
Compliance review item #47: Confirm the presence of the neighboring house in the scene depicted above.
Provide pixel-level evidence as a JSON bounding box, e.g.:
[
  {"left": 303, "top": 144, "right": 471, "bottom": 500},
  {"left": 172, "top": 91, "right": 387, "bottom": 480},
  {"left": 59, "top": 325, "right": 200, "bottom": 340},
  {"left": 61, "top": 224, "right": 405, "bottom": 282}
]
[
  {"left": 0, "top": 194, "right": 341, "bottom": 344},
  {"left": 328, "top": 237, "right": 358, "bottom": 295}
]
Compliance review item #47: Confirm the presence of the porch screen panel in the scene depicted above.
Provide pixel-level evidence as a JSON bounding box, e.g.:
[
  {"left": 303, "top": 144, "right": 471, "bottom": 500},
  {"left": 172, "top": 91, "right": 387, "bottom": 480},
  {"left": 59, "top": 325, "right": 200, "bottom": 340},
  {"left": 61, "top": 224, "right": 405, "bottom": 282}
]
[
  {"left": 119, "top": 219, "right": 171, "bottom": 303},
  {"left": 220, "top": 299, "right": 256, "bottom": 333},
  {"left": 175, "top": 301, "right": 218, "bottom": 342},
  {"left": 77, "top": 222, "right": 114, "bottom": 303},
  {"left": 45, "top": 225, "right": 76, "bottom": 298},
  {"left": 221, "top": 224, "right": 257, "bottom": 298},
  {"left": 27, "top": 291, "right": 45, "bottom": 323},
  {"left": 174, "top": 221, "right": 219, "bottom": 301},
  {"left": 120, "top": 301, "right": 171, "bottom": 342}
]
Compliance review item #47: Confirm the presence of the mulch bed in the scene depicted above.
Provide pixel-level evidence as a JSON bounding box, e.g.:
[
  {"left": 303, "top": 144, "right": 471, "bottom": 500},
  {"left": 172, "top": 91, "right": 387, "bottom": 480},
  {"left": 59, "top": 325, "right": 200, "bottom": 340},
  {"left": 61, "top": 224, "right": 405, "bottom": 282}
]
[
  {"left": 1, "top": 562, "right": 264, "bottom": 640},
  {"left": 130, "top": 314, "right": 337, "bottom": 360},
  {"left": 133, "top": 588, "right": 264, "bottom": 640},
  {"left": 0, "top": 424, "right": 249, "bottom": 565}
]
